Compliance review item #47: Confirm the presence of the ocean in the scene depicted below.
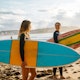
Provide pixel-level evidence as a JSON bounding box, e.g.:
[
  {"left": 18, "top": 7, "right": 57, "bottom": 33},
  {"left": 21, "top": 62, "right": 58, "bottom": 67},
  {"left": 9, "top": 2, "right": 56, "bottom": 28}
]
[{"left": 0, "top": 33, "right": 53, "bottom": 41}]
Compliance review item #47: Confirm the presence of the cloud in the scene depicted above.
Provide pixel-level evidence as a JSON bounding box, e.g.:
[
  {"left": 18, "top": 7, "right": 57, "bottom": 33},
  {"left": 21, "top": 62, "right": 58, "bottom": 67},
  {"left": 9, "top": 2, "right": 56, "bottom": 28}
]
[
  {"left": 44, "top": 9, "right": 80, "bottom": 27},
  {"left": 0, "top": 25, "right": 4, "bottom": 28},
  {"left": 0, "top": 9, "right": 26, "bottom": 15},
  {"left": 51, "top": 11, "right": 80, "bottom": 26},
  {"left": 0, "top": 0, "right": 80, "bottom": 31},
  {"left": 70, "top": 12, "right": 80, "bottom": 26},
  {"left": 0, "top": 11, "right": 17, "bottom": 15},
  {"left": 38, "top": 9, "right": 48, "bottom": 12},
  {"left": 0, "top": 8, "right": 26, "bottom": 30}
]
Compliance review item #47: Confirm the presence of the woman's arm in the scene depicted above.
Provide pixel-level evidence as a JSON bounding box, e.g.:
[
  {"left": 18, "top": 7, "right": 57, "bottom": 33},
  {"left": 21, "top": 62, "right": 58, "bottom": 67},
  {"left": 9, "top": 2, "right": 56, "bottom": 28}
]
[
  {"left": 53, "top": 31, "right": 59, "bottom": 43},
  {"left": 20, "top": 34, "right": 25, "bottom": 62}
]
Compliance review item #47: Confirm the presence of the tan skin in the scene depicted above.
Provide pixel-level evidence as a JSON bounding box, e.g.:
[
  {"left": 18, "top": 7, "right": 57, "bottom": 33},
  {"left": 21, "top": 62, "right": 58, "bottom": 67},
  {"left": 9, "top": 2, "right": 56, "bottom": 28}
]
[
  {"left": 55, "top": 23, "right": 60, "bottom": 31},
  {"left": 21, "top": 24, "right": 36, "bottom": 80}
]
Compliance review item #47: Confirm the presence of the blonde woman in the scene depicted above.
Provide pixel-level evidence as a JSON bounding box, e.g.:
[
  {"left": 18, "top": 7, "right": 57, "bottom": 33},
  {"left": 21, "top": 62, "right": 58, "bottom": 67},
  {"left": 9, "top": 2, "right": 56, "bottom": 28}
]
[{"left": 19, "top": 20, "right": 36, "bottom": 80}]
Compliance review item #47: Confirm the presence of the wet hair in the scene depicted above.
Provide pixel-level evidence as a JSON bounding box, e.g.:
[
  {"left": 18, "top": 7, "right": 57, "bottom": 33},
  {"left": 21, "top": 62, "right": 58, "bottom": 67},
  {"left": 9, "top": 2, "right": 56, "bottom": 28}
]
[
  {"left": 19, "top": 20, "right": 31, "bottom": 34},
  {"left": 55, "top": 22, "right": 61, "bottom": 26}
]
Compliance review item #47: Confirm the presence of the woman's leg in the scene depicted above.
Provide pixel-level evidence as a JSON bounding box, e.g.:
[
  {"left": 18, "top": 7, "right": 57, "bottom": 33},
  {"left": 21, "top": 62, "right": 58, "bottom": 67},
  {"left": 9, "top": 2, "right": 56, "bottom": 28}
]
[
  {"left": 53, "top": 68, "right": 57, "bottom": 79},
  {"left": 53, "top": 68, "right": 57, "bottom": 76},
  {"left": 59, "top": 67, "right": 65, "bottom": 79},
  {"left": 29, "top": 68, "right": 36, "bottom": 80},
  {"left": 21, "top": 64, "right": 29, "bottom": 80},
  {"left": 59, "top": 67, "right": 63, "bottom": 76}
]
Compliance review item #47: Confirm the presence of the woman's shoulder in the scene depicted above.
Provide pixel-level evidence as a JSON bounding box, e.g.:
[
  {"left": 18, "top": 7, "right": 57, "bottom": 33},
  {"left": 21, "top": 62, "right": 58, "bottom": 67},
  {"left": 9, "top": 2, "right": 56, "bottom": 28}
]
[
  {"left": 20, "top": 33, "right": 25, "bottom": 38},
  {"left": 19, "top": 32, "right": 30, "bottom": 40},
  {"left": 20, "top": 33, "right": 25, "bottom": 36}
]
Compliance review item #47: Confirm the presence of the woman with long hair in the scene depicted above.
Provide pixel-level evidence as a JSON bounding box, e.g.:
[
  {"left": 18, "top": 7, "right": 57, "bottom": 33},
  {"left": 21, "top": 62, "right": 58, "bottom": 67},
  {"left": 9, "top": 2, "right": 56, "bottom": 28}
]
[{"left": 19, "top": 20, "right": 36, "bottom": 80}]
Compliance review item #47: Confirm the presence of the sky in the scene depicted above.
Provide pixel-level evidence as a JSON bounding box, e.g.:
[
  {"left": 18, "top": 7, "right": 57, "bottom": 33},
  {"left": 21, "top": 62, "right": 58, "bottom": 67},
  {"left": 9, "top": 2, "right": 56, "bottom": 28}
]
[{"left": 0, "top": 0, "right": 80, "bottom": 31}]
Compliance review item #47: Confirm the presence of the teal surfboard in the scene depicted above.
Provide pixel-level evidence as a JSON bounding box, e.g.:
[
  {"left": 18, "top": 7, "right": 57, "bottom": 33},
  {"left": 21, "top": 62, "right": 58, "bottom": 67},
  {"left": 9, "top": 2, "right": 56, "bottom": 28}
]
[{"left": 0, "top": 40, "right": 80, "bottom": 67}]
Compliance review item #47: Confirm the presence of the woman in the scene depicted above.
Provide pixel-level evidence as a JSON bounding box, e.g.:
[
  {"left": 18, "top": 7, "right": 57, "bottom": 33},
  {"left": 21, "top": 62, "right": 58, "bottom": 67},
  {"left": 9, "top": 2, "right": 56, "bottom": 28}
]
[
  {"left": 53, "top": 22, "right": 65, "bottom": 79},
  {"left": 18, "top": 20, "right": 36, "bottom": 80}
]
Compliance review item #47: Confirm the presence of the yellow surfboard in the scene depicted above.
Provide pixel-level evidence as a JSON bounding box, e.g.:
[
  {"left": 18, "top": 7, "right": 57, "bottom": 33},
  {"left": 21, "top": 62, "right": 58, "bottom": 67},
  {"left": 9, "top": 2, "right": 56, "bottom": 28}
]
[{"left": 48, "top": 29, "right": 80, "bottom": 49}]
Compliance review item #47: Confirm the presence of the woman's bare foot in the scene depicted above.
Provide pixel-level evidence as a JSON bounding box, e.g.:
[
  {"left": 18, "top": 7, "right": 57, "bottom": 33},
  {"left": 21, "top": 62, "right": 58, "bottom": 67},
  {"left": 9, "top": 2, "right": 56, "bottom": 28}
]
[
  {"left": 60, "top": 76, "right": 65, "bottom": 79},
  {"left": 53, "top": 76, "right": 58, "bottom": 79}
]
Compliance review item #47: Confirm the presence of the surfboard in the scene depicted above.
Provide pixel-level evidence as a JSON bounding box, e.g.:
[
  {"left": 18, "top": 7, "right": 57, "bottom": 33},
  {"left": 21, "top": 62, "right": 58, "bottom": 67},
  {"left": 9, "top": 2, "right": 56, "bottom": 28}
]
[
  {"left": 47, "top": 29, "right": 80, "bottom": 49},
  {"left": 0, "top": 40, "right": 80, "bottom": 67}
]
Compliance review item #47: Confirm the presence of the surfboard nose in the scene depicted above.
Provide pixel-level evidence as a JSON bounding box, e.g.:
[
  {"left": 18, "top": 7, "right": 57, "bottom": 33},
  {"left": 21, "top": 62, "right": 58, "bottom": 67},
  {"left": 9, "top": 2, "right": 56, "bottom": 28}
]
[{"left": 37, "top": 41, "right": 80, "bottom": 67}]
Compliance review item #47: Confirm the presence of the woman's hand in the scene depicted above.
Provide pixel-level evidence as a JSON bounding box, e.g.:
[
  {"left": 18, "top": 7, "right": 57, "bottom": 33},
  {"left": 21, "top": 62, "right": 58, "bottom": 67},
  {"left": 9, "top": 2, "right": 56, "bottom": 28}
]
[{"left": 21, "top": 61, "right": 27, "bottom": 67}]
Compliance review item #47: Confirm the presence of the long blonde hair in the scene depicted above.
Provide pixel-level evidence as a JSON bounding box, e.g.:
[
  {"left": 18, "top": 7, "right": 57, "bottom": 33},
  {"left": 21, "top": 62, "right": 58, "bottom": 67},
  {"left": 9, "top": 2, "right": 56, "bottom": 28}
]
[{"left": 18, "top": 20, "right": 31, "bottom": 37}]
